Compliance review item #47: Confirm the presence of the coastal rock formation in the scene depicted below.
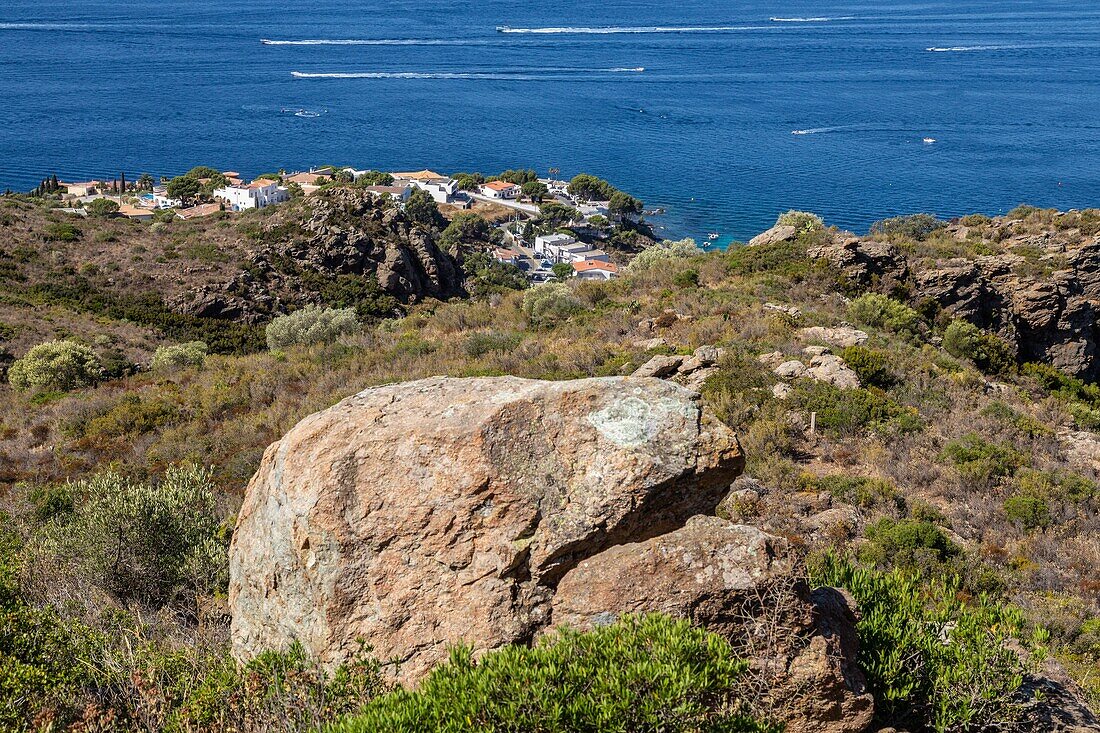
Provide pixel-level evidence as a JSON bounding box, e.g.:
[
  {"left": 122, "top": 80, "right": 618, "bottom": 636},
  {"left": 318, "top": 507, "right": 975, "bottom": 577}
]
[
  {"left": 229, "top": 376, "right": 744, "bottom": 683},
  {"left": 805, "top": 229, "right": 1100, "bottom": 380},
  {"left": 749, "top": 224, "right": 797, "bottom": 248},
  {"left": 173, "top": 188, "right": 464, "bottom": 322}
]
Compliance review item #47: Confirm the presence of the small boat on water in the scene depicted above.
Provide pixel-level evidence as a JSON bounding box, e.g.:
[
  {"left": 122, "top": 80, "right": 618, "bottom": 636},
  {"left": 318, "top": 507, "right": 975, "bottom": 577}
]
[
  {"left": 707, "top": 232, "right": 720, "bottom": 241},
  {"left": 923, "top": 137, "right": 937, "bottom": 144}
]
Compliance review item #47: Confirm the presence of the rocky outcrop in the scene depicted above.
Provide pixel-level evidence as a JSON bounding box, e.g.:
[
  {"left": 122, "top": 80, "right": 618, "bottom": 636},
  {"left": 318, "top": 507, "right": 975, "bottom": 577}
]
[
  {"left": 229, "top": 375, "right": 875, "bottom": 730},
  {"left": 749, "top": 224, "right": 797, "bottom": 248},
  {"left": 804, "top": 229, "right": 1100, "bottom": 380},
  {"left": 633, "top": 345, "right": 723, "bottom": 390},
  {"left": 173, "top": 188, "right": 464, "bottom": 322},
  {"left": 229, "top": 376, "right": 744, "bottom": 683}
]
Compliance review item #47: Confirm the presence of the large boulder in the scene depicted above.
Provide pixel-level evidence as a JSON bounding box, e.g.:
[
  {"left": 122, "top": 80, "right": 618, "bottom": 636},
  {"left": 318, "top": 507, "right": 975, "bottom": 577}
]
[{"left": 229, "top": 376, "right": 743, "bottom": 683}]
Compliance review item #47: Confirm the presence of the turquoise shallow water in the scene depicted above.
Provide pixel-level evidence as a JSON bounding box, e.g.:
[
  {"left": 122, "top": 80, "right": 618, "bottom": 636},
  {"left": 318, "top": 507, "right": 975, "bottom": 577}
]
[{"left": 2, "top": 0, "right": 1100, "bottom": 242}]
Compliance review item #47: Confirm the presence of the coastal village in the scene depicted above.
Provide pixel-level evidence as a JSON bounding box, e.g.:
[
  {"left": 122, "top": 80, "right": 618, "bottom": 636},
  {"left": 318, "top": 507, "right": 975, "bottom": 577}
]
[{"left": 50, "top": 165, "right": 631, "bottom": 283}]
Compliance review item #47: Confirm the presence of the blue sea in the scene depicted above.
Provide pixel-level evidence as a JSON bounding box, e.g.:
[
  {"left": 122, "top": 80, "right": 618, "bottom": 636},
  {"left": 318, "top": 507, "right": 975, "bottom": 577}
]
[{"left": 3, "top": 0, "right": 1100, "bottom": 244}]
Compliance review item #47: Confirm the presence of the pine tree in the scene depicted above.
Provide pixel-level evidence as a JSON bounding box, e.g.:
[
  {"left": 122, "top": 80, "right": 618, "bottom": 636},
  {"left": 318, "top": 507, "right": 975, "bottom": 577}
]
[
  {"left": 51, "top": 174, "right": 59, "bottom": 191},
  {"left": 120, "top": 172, "right": 126, "bottom": 194}
]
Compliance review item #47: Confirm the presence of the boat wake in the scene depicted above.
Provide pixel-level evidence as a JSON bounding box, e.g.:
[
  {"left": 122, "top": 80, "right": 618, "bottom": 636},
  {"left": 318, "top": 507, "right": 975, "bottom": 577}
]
[
  {"left": 769, "top": 16, "right": 855, "bottom": 22},
  {"left": 291, "top": 67, "right": 644, "bottom": 79},
  {"left": 262, "top": 38, "right": 483, "bottom": 46},
  {"left": 494, "top": 25, "right": 766, "bottom": 34},
  {"left": 926, "top": 45, "right": 1017, "bottom": 52},
  {"left": 791, "top": 126, "right": 847, "bottom": 135},
  {"left": 0, "top": 22, "right": 105, "bottom": 30}
]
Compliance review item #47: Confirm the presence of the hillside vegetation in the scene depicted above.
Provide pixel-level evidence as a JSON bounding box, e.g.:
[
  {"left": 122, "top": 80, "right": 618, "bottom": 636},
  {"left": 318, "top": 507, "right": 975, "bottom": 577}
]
[{"left": 1, "top": 194, "right": 1098, "bottom": 731}]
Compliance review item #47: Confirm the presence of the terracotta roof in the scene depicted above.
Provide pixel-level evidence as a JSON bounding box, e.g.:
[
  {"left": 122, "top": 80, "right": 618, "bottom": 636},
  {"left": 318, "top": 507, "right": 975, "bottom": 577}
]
[
  {"left": 176, "top": 203, "right": 222, "bottom": 219},
  {"left": 222, "top": 171, "right": 240, "bottom": 177},
  {"left": 365, "top": 185, "right": 408, "bottom": 195},
  {"left": 117, "top": 204, "right": 151, "bottom": 218},
  {"left": 392, "top": 169, "right": 446, "bottom": 181},
  {"left": 484, "top": 181, "right": 519, "bottom": 192},
  {"left": 246, "top": 179, "right": 277, "bottom": 189},
  {"left": 493, "top": 248, "right": 517, "bottom": 259},
  {"left": 572, "top": 260, "right": 618, "bottom": 273}
]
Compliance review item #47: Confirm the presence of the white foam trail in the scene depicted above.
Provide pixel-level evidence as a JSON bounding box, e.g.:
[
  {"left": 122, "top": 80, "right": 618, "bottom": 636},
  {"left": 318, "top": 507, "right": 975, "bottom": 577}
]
[
  {"left": 926, "top": 45, "right": 1016, "bottom": 52},
  {"left": 495, "top": 25, "right": 767, "bottom": 34},
  {"left": 0, "top": 22, "right": 104, "bottom": 30},
  {"left": 770, "top": 16, "right": 854, "bottom": 22},
  {"left": 262, "top": 38, "right": 480, "bottom": 46},
  {"left": 291, "top": 67, "right": 645, "bottom": 79},
  {"left": 791, "top": 126, "right": 852, "bottom": 135}
]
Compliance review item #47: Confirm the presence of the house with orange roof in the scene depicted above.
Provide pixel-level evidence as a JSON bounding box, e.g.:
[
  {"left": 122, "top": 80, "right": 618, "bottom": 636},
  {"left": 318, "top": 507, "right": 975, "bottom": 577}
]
[
  {"left": 63, "top": 181, "right": 102, "bottom": 197},
  {"left": 572, "top": 259, "right": 619, "bottom": 280},
  {"left": 285, "top": 169, "right": 334, "bottom": 187},
  {"left": 480, "top": 180, "right": 521, "bottom": 200},
  {"left": 391, "top": 169, "right": 447, "bottom": 182},
  {"left": 492, "top": 248, "right": 519, "bottom": 265}
]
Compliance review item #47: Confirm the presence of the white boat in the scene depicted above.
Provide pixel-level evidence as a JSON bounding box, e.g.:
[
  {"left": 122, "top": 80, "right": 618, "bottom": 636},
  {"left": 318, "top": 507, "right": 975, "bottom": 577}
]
[
  {"left": 923, "top": 137, "right": 937, "bottom": 144},
  {"left": 707, "top": 232, "right": 720, "bottom": 241}
]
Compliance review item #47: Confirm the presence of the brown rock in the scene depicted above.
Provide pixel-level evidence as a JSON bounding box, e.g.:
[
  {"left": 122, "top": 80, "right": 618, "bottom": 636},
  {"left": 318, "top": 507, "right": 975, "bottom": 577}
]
[
  {"left": 551, "top": 517, "right": 874, "bottom": 733},
  {"left": 229, "top": 376, "right": 743, "bottom": 684},
  {"left": 632, "top": 354, "right": 685, "bottom": 378},
  {"left": 749, "top": 224, "right": 797, "bottom": 247}
]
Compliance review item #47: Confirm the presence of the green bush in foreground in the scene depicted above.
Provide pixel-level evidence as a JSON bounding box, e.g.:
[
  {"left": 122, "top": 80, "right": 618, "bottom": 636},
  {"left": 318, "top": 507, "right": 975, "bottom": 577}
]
[
  {"left": 151, "top": 340, "right": 208, "bottom": 371},
  {"left": 330, "top": 614, "right": 777, "bottom": 733},
  {"left": 626, "top": 237, "right": 702, "bottom": 273},
  {"left": 27, "top": 465, "right": 227, "bottom": 608},
  {"left": 810, "top": 554, "right": 1032, "bottom": 733},
  {"left": 7, "top": 339, "right": 104, "bottom": 392},
  {"left": 266, "top": 305, "right": 360, "bottom": 350}
]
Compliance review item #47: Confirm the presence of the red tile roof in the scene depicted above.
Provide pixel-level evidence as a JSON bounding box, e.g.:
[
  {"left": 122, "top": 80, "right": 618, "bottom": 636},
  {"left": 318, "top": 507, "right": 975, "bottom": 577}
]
[
  {"left": 484, "top": 181, "right": 519, "bottom": 192},
  {"left": 572, "top": 260, "right": 618, "bottom": 273}
]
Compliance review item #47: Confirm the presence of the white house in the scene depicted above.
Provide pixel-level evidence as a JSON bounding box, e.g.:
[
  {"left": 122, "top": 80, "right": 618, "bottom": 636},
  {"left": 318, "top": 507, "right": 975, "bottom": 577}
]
[
  {"left": 572, "top": 260, "right": 619, "bottom": 280},
  {"left": 364, "top": 184, "right": 413, "bottom": 202},
  {"left": 533, "top": 233, "right": 576, "bottom": 260},
  {"left": 152, "top": 187, "right": 182, "bottom": 209},
  {"left": 409, "top": 178, "right": 458, "bottom": 204},
  {"left": 213, "top": 179, "right": 290, "bottom": 211},
  {"left": 480, "top": 180, "right": 521, "bottom": 199},
  {"left": 492, "top": 248, "right": 519, "bottom": 265},
  {"left": 559, "top": 246, "right": 610, "bottom": 264}
]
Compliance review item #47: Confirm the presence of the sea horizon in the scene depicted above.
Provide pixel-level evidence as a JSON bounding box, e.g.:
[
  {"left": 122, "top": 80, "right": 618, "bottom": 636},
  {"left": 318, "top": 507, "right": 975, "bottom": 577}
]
[{"left": 3, "top": 0, "right": 1100, "bottom": 243}]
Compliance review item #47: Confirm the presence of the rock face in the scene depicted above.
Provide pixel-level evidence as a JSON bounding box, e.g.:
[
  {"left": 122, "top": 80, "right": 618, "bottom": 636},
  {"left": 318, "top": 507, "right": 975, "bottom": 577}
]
[
  {"left": 229, "top": 376, "right": 744, "bottom": 683},
  {"left": 749, "top": 224, "right": 797, "bottom": 248},
  {"left": 173, "top": 188, "right": 464, "bottom": 322},
  {"left": 806, "top": 231, "right": 1100, "bottom": 380}
]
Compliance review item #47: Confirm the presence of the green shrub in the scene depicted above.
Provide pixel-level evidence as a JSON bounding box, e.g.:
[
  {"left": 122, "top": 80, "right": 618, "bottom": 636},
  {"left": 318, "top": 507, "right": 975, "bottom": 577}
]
[
  {"left": 28, "top": 465, "right": 227, "bottom": 607},
  {"left": 869, "top": 213, "right": 944, "bottom": 241},
  {"left": 521, "top": 283, "right": 584, "bottom": 326},
  {"left": 331, "top": 614, "right": 776, "bottom": 733},
  {"left": 775, "top": 210, "right": 824, "bottom": 233},
  {"left": 847, "top": 293, "right": 925, "bottom": 342},
  {"left": 861, "top": 518, "right": 959, "bottom": 570},
  {"left": 942, "top": 320, "right": 1016, "bottom": 375},
  {"left": 152, "top": 341, "right": 208, "bottom": 371},
  {"left": 809, "top": 554, "right": 1029, "bottom": 732},
  {"left": 463, "top": 331, "right": 521, "bottom": 358},
  {"left": 725, "top": 241, "right": 817, "bottom": 280},
  {"left": 86, "top": 198, "right": 120, "bottom": 218},
  {"left": 7, "top": 340, "right": 104, "bottom": 392},
  {"left": 266, "top": 306, "right": 360, "bottom": 350},
  {"left": 1003, "top": 493, "right": 1051, "bottom": 530},
  {"left": 673, "top": 268, "right": 700, "bottom": 288},
  {"left": 462, "top": 251, "right": 528, "bottom": 297},
  {"left": 626, "top": 238, "right": 702, "bottom": 273},
  {"left": 1022, "top": 363, "right": 1100, "bottom": 430},
  {"left": 788, "top": 381, "right": 919, "bottom": 436},
  {"left": 940, "top": 433, "right": 1026, "bottom": 485},
  {"left": 43, "top": 222, "right": 81, "bottom": 242},
  {"left": 806, "top": 473, "right": 903, "bottom": 510},
  {"left": 979, "top": 401, "right": 1051, "bottom": 438},
  {"left": 840, "top": 345, "right": 895, "bottom": 387},
  {"left": 169, "top": 642, "right": 387, "bottom": 733}
]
